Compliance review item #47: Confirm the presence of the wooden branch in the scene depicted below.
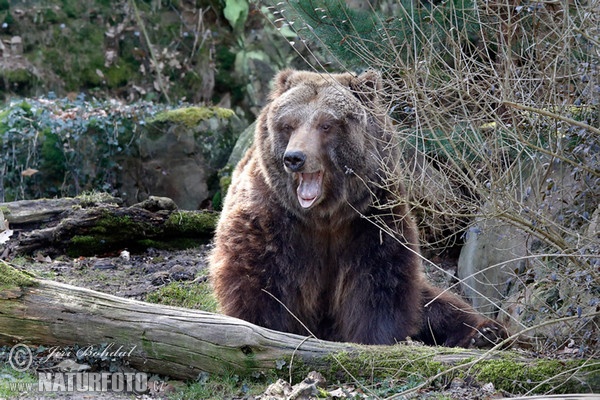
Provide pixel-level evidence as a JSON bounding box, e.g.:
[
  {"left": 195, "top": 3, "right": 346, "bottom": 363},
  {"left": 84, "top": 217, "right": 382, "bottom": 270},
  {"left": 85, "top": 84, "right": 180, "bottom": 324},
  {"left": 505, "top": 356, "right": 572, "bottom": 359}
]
[{"left": 1, "top": 261, "right": 598, "bottom": 394}]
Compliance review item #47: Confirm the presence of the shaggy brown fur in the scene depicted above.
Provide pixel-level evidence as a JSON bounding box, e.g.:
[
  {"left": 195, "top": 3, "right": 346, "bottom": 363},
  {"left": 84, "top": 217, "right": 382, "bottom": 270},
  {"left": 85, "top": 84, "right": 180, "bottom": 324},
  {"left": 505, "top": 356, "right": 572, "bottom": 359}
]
[{"left": 209, "top": 69, "right": 507, "bottom": 347}]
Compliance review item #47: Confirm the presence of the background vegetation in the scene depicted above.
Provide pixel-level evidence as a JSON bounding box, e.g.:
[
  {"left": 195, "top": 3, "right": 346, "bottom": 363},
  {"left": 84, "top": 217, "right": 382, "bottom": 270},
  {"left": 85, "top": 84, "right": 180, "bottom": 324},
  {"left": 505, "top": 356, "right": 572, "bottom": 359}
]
[{"left": 269, "top": 0, "right": 599, "bottom": 355}]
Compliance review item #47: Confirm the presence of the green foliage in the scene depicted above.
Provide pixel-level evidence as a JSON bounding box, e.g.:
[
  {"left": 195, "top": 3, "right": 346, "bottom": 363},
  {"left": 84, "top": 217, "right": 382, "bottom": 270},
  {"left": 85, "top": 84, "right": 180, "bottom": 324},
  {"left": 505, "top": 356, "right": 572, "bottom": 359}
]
[
  {"left": 223, "top": 0, "right": 249, "bottom": 31},
  {"left": 0, "top": 96, "right": 182, "bottom": 202},
  {"left": 0, "top": 98, "right": 243, "bottom": 204},
  {"left": 146, "top": 278, "right": 218, "bottom": 312},
  {"left": 0, "top": 260, "right": 36, "bottom": 289},
  {"left": 0, "top": 365, "right": 37, "bottom": 397},
  {"left": 278, "top": 0, "right": 480, "bottom": 68},
  {"left": 0, "top": 0, "right": 248, "bottom": 104},
  {"left": 105, "top": 63, "right": 136, "bottom": 89}
]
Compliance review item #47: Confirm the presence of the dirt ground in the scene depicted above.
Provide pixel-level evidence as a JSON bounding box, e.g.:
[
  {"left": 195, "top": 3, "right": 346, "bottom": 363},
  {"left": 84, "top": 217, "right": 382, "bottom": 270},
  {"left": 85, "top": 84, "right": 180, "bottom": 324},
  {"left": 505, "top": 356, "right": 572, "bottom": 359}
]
[{"left": 1, "top": 247, "right": 209, "bottom": 400}]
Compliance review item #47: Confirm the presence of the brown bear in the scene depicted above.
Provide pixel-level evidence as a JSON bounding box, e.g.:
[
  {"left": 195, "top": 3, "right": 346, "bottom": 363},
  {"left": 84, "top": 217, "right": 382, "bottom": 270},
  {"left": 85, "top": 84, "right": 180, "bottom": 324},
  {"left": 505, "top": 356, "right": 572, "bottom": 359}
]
[{"left": 209, "top": 69, "right": 507, "bottom": 347}]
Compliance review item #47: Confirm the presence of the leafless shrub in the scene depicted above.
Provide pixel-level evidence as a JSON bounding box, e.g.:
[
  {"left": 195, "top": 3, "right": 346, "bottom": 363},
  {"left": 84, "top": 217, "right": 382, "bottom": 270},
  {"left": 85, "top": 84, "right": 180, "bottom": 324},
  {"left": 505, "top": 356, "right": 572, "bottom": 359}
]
[{"left": 267, "top": 0, "right": 599, "bottom": 354}]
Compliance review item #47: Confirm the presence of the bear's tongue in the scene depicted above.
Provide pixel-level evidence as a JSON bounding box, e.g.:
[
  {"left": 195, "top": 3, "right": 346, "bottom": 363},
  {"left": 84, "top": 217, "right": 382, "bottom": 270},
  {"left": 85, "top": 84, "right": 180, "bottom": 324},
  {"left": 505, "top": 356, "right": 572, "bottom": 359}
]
[{"left": 297, "top": 172, "right": 323, "bottom": 209}]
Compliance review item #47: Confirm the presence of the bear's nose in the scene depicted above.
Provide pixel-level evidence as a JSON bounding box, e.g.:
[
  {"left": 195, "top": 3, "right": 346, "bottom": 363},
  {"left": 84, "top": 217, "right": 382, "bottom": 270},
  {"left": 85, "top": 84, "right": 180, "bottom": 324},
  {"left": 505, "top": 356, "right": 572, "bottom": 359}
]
[{"left": 283, "top": 151, "right": 306, "bottom": 172}]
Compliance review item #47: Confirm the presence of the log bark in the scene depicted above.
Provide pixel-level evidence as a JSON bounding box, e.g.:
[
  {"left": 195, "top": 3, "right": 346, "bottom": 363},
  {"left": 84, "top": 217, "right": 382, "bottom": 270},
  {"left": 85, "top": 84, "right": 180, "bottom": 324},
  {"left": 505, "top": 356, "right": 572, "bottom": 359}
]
[
  {"left": 0, "top": 195, "right": 218, "bottom": 257},
  {"left": 0, "top": 261, "right": 352, "bottom": 380},
  {"left": 1, "top": 261, "right": 599, "bottom": 394}
]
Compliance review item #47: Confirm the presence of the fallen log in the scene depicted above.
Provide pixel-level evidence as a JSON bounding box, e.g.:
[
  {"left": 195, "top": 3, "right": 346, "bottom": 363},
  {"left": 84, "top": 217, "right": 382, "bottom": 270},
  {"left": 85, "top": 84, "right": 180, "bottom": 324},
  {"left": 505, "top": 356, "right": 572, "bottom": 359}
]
[
  {"left": 0, "top": 261, "right": 598, "bottom": 395},
  {"left": 0, "top": 195, "right": 218, "bottom": 257}
]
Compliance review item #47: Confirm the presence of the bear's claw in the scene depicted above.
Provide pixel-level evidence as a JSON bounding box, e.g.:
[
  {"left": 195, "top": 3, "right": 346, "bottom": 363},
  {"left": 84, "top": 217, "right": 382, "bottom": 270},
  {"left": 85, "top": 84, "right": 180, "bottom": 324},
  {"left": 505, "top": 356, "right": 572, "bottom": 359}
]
[{"left": 468, "top": 321, "right": 509, "bottom": 349}]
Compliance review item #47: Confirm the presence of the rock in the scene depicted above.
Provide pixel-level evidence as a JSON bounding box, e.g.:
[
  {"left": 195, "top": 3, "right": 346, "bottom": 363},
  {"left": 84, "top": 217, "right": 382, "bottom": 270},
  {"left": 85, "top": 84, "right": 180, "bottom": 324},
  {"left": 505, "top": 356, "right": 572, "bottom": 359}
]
[
  {"left": 460, "top": 159, "right": 600, "bottom": 347},
  {"left": 262, "top": 379, "right": 293, "bottom": 398},
  {"left": 458, "top": 211, "right": 528, "bottom": 317},
  {"left": 259, "top": 371, "right": 326, "bottom": 400},
  {"left": 168, "top": 264, "right": 194, "bottom": 281},
  {"left": 119, "top": 107, "right": 245, "bottom": 210},
  {"left": 499, "top": 276, "right": 599, "bottom": 347},
  {"left": 10, "top": 36, "right": 23, "bottom": 55},
  {"left": 457, "top": 158, "right": 596, "bottom": 320},
  {"left": 133, "top": 196, "right": 178, "bottom": 212}
]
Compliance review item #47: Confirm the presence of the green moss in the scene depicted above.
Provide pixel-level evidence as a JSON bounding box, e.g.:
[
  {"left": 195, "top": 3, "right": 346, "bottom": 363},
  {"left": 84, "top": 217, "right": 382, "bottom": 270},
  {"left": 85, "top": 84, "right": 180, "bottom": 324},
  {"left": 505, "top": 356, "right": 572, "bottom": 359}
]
[
  {"left": 165, "top": 210, "right": 218, "bottom": 235},
  {"left": 105, "top": 63, "right": 135, "bottom": 89},
  {"left": 0, "top": 365, "right": 37, "bottom": 397},
  {"left": 76, "top": 192, "right": 120, "bottom": 207},
  {"left": 152, "top": 107, "right": 235, "bottom": 128},
  {"left": 146, "top": 278, "right": 218, "bottom": 312},
  {"left": 280, "top": 347, "right": 600, "bottom": 396},
  {"left": 67, "top": 211, "right": 162, "bottom": 256},
  {"left": 68, "top": 235, "right": 104, "bottom": 257},
  {"left": 64, "top": 208, "right": 215, "bottom": 256},
  {"left": 316, "top": 346, "right": 447, "bottom": 385},
  {"left": 1, "top": 69, "right": 35, "bottom": 85},
  {"left": 0, "top": 260, "right": 37, "bottom": 289},
  {"left": 471, "top": 357, "right": 593, "bottom": 394}
]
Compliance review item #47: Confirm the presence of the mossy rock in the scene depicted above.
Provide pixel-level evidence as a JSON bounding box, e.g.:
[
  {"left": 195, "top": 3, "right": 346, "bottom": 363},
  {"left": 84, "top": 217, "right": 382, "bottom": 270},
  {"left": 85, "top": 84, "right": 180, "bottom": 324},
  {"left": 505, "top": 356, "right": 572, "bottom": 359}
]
[
  {"left": 152, "top": 107, "right": 236, "bottom": 128},
  {"left": 127, "top": 106, "right": 244, "bottom": 209},
  {"left": 217, "top": 120, "right": 256, "bottom": 199}
]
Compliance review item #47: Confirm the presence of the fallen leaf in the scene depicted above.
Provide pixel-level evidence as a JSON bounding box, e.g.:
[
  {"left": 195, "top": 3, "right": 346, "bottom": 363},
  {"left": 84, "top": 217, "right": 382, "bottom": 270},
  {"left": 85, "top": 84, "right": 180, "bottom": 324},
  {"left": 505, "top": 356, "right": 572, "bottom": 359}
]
[
  {"left": 0, "top": 229, "right": 13, "bottom": 244},
  {"left": 21, "top": 168, "right": 39, "bottom": 177}
]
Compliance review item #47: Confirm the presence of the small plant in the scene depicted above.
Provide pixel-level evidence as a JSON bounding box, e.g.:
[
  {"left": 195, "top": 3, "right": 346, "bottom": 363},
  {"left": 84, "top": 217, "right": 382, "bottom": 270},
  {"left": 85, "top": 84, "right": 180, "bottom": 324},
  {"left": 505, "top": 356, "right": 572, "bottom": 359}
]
[{"left": 146, "top": 276, "right": 218, "bottom": 312}]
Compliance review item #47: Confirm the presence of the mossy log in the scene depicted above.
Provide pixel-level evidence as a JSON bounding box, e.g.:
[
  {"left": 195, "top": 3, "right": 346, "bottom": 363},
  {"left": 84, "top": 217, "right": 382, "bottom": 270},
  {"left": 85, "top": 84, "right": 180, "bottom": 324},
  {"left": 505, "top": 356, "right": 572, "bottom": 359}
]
[
  {"left": 0, "top": 262, "right": 598, "bottom": 395},
  {"left": 1, "top": 195, "right": 218, "bottom": 257}
]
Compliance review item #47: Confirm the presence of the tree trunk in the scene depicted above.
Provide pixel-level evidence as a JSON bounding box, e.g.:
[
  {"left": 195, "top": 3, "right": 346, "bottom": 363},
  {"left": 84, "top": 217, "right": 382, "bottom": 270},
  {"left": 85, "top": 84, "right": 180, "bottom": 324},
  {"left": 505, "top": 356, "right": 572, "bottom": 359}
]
[
  {"left": 1, "top": 195, "right": 218, "bottom": 257},
  {"left": 0, "top": 261, "right": 351, "bottom": 380},
  {"left": 0, "top": 261, "right": 598, "bottom": 394}
]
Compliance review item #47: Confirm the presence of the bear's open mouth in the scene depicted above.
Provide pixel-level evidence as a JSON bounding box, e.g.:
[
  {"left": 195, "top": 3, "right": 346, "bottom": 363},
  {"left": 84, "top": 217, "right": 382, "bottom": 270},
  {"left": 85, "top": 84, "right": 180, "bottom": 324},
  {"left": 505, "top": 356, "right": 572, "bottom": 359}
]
[{"left": 296, "top": 171, "right": 323, "bottom": 209}]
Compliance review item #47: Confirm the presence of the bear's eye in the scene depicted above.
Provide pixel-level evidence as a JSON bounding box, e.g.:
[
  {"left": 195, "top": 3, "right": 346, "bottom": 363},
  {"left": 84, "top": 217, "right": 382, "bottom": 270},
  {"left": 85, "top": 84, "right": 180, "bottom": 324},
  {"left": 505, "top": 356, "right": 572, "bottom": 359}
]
[
  {"left": 320, "top": 123, "right": 332, "bottom": 132},
  {"left": 281, "top": 123, "right": 294, "bottom": 133}
]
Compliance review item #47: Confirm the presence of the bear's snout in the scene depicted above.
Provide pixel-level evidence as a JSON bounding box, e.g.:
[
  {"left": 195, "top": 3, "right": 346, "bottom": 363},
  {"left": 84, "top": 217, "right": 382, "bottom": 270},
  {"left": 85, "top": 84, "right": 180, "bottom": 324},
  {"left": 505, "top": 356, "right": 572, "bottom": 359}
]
[{"left": 283, "top": 150, "right": 306, "bottom": 172}]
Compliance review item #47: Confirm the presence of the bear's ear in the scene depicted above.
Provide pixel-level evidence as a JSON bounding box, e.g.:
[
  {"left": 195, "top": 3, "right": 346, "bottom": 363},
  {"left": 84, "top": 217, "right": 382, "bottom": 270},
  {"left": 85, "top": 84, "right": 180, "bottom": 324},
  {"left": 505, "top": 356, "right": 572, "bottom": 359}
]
[
  {"left": 350, "top": 69, "right": 382, "bottom": 104},
  {"left": 270, "top": 69, "right": 297, "bottom": 99}
]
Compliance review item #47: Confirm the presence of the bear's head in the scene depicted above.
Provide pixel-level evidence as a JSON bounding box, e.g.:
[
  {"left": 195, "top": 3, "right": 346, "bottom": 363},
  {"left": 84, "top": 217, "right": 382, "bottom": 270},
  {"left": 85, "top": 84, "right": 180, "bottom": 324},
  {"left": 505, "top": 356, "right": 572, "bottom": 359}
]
[{"left": 256, "top": 69, "right": 396, "bottom": 224}]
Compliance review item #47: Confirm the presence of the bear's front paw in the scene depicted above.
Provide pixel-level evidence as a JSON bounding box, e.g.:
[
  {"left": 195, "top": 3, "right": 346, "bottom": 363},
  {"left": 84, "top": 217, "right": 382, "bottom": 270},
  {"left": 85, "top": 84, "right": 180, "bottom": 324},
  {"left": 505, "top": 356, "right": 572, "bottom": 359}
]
[{"left": 468, "top": 320, "right": 509, "bottom": 349}]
